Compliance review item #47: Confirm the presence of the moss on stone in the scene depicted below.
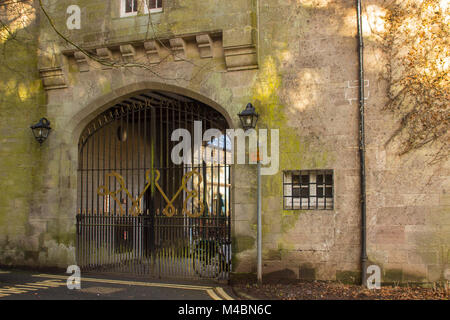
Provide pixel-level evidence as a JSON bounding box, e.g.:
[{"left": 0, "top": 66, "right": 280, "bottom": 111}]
[
  {"left": 336, "top": 270, "right": 361, "bottom": 284},
  {"left": 232, "top": 235, "right": 255, "bottom": 254},
  {"left": 265, "top": 249, "right": 282, "bottom": 260},
  {"left": 0, "top": 11, "right": 46, "bottom": 266},
  {"left": 384, "top": 268, "right": 403, "bottom": 282},
  {"left": 250, "top": 54, "right": 333, "bottom": 256}
]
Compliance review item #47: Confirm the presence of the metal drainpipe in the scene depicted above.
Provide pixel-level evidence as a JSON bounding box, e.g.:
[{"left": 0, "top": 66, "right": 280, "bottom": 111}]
[
  {"left": 256, "top": 0, "right": 261, "bottom": 67},
  {"left": 356, "top": 0, "right": 368, "bottom": 287},
  {"left": 257, "top": 145, "right": 262, "bottom": 284},
  {"left": 256, "top": 0, "right": 262, "bottom": 285}
]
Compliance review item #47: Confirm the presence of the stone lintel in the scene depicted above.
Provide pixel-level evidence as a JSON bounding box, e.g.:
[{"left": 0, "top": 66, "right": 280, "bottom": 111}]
[
  {"left": 223, "top": 44, "right": 258, "bottom": 71},
  {"left": 39, "top": 67, "right": 67, "bottom": 91},
  {"left": 73, "top": 51, "right": 90, "bottom": 72},
  {"left": 169, "top": 38, "right": 186, "bottom": 61},
  {"left": 143, "top": 40, "right": 161, "bottom": 64},
  {"left": 96, "top": 47, "right": 113, "bottom": 69},
  {"left": 119, "top": 44, "right": 136, "bottom": 62},
  {"left": 59, "top": 31, "right": 258, "bottom": 75},
  {"left": 196, "top": 34, "right": 213, "bottom": 59}
]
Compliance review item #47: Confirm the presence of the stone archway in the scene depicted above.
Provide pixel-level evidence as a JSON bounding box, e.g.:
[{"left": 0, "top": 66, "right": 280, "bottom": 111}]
[{"left": 70, "top": 82, "right": 234, "bottom": 146}]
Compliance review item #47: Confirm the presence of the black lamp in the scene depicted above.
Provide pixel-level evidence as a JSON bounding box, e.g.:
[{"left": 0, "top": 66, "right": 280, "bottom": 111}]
[
  {"left": 30, "top": 118, "right": 51, "bottom": 145},
  {"left": 238, "top": 103, "right": 259, "bottom": 130}
]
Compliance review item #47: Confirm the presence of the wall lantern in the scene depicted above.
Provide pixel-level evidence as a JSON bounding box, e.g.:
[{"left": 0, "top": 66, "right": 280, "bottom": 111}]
[
  {"left": 30, "top": 118, "right": 51, "bottom": 145},
  {"left": 238, "top": 103, "right": 259, "bottom": 130}
]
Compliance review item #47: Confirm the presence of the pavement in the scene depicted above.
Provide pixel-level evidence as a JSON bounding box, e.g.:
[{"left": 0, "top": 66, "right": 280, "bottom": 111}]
[{"left": 0, "top": 268, "right": 237, "bottom": 300}]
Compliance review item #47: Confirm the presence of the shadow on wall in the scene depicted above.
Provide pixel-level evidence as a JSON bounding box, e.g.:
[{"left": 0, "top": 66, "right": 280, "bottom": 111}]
[{"left": 0, "top": 2, "right": 47, "bottom": 266}]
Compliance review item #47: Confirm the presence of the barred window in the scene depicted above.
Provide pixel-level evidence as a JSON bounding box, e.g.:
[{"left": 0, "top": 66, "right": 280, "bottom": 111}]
[{"left": 283, "top": 170, "right": 334, "bottom": 210}]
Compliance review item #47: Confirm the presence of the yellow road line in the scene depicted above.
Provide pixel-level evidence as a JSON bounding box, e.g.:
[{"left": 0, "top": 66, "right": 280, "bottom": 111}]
[
  {"left": 0, "top": 287, "right": 29, "bottom": 294},
  {"left": 33, "top": 274, "right": 214, "bottom": 291},
  {"left": 206, "top": 289, "right": 222, "bottom": 300},
  {"left": 0, "top": 280, "right": 67, "bottom": 299},
  {"left": 0, "top": 270, "right": 11, "bottom": 274},
  {"left": 0, "top": 272, "right": 233, "bottom": 301},
  {"left": 215, "top": 287, "right": 234, "bottom": 300},
  {"left": 33, "top": 280, "right": 66, "bottom": 287},
  {"left": 30, "top": 273, "right": 233, "bottom": 301},
  {"left": 15, "top": 285, "right": 39, "bottom": 291},
  {"left": 24, "top": 282, "right": 56, "bottom": 288}
]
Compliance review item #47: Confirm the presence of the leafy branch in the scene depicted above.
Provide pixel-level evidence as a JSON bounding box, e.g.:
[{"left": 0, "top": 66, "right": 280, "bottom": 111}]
[{"left": 381, "top": 0, "right": 449, "bottom": 163}]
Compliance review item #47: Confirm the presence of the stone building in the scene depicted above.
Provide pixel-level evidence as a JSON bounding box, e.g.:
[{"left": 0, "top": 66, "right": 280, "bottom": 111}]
[{"left": 0, "top": 0, "right": 448, "bottom": 284}]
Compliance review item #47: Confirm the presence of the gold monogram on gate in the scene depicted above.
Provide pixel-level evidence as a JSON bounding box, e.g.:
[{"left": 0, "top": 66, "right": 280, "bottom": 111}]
[{"left": 97, "top": 170, "right": 205, "bottom": 217}]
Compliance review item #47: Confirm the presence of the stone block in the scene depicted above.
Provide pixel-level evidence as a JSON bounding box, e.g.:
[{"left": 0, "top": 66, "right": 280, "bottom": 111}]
[
  {"left": 95, "top": 48, "right": 113, "bottom": 69},
  {"left": 407, "top": 250, "right": 438, "bottom": 265},
  {"left": 299, "top": 264, "right": 316, "bottom": 280},
  {"left": 169, "top": 38, "right": 186, "bottom": 61},
  {"left": 196, "top": 34, "right": 213, "bottom": 59},
  {"left": 336, "top": 270, "right": 361, "bottom": 284},
  {"left": 224, "top": 45, "right": 258, "bottom": 72},
  {"left": 39, "top": 67, "right": 67, "bottom": 90},
  {"left": 373, "top": 225, "right": 405, "bottom": 245},
  {"left": 73, "top": 51, "right": 90, "bottom": 72},
  {"left": 119, "top": 44, "right": 136, "bottom": 62}
]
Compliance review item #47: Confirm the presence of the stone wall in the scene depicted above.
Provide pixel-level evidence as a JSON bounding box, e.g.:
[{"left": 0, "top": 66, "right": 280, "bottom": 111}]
[{"left": 0, "top": 0, "right": 448, "bottom": 283}]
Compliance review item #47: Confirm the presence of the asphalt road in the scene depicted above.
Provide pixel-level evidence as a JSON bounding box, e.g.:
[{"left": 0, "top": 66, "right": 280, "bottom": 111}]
[{"left": 0, "top": 268, "right": 236, "bottom": 300}]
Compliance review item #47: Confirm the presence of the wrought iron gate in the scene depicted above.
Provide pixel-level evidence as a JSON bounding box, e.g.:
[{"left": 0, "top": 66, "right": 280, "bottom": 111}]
[{"left": 76, "top": 91, "right": 231, "bottom": 280}]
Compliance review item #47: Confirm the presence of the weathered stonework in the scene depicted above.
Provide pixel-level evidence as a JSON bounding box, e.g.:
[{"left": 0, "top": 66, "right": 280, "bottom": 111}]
[
  {"left": 39, "top": 66, "right": 67, "bottom": 90},
  {"left": 0, "top": 0, "right": 448, "bottom": 285}
]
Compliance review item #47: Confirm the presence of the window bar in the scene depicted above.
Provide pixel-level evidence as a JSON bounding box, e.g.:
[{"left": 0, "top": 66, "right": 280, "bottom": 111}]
[
  {"left": 100, "top": 119, "right": 104, "bottom": 267},
  {"left": 225, "top": 134, "right": 230, "bottom": 277},
  {"left": 166, "top": 101, "right": 171, "bottom": 276},
  {"left": 82, "top": 142, "right": 86, "bottom": 268},
  {"left": 126, "top": 106, "right": 130, "bottom": 218},
  {"left": 158, "top": 103, "right": 163, "bottom": 277},
  {"left": 130, "top": 105, "right": 135, "bottom": 273},
  {"left": 210, "top": 136, "right": 214, "bottom": 277},
  {"left": 308, "top": 174, "right": 311, "bottom": 210},
  {"left": 189, "top": 104, "right": 194, "bottom": 277},
  {"left": 181, "top": 101, "right": 187, "bottom": 278},
  {"left": 164, "top": 102, "right": 168, "bottom": 277},
  {"left": 160, "top": 102, "right": 164, "bottom": 276},
  {"left": 143, "top": 101, "right": 147, "bottom": 273},
  {"left": 183, "top": 101, "right": 188, "bottom": 277},
  {"left": 315, "top": 170, "right": 319, "bottom": 209},
  {"left": 96, "top": 117, "right": 100, "bottom": 268},
  {"left": 136, "top": 103, "right": 141, "bottom": 273},
  {"left": 129, "top": 105, "right": 135, "bottom": 272},
  {"left": 324, "top": 171, "right": 327, "bottom": 209},
  {"left": 117, "top": 109, "right": 122, "bottom": 271},
  {"left": 217, "top": 134, "right": 221, "bottom": 277},
  {"left": 78, "top": 144, "right": 83, "bottom": 267},
  {"left": 85, "top": 133, "right": 89, "bottom": 269},
  {"left": 170, "top": 101, "right": 175, "bottom": 277},
  {"left": 89, "top": 129, "right": 94, "bottom": 269},
  {"left": 108, "top": 119, "right": 113, "bottom": 266},
  {"left": 113, "top": 111, "right": 117, "bottom": 270},
  {"left": 295, "top": 173, "right": 299, "bottom": 210},
  {"left": 330, "top": 171, "right": 334, "bottom": 209}
]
